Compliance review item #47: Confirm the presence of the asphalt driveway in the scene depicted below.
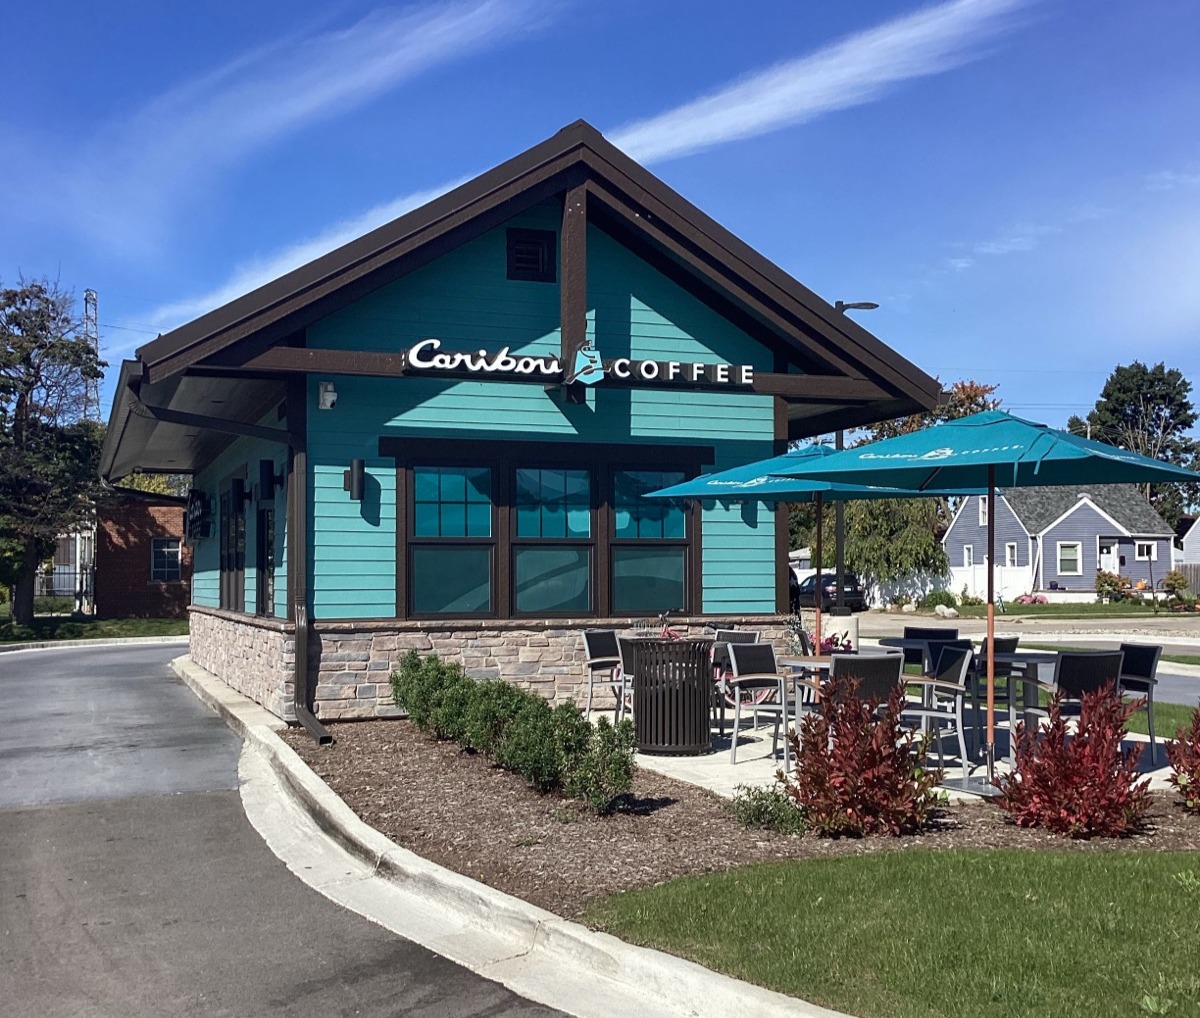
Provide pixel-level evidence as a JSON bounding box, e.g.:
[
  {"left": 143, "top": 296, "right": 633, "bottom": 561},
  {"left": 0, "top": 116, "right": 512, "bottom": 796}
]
[{"left": 0, "top": 643, "right": 561, "bottom": 1017}]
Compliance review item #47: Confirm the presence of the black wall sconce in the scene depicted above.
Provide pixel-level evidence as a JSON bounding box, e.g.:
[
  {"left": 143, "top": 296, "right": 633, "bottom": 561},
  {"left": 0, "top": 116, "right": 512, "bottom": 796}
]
[
  {"left": 230, "top": 478, "right": 253, "bottom": 511},
  {"left": 259, "top": 458, "right": 283, "bottom": 501},
  {"left": 343, "top": 459, "right": 364, "bottom": 501}
]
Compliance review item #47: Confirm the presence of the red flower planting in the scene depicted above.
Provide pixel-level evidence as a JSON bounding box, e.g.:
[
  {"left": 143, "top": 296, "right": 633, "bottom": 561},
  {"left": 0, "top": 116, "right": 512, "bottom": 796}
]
[{"left": 1166, "top": 705, "right": 1200, "bottom": 814}]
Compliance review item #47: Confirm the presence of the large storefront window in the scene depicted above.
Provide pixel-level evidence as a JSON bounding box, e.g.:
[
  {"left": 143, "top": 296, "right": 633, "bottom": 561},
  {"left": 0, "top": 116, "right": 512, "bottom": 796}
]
[
  {"left": 514, "top": 468, "right": 591, "bottom": 614},
  {"left": 391, "top": 442, "right": 704, "bottom": 620},
  {"left": 409, "top": 466, "right": 494, "bottom": 615},
  {"left": 611, "top": 471, "right": 687, "bottom": 612}
]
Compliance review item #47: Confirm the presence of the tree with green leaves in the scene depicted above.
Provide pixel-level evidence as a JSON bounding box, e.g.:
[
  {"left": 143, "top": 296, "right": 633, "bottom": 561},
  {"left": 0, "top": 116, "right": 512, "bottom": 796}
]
[
  {"left": 0, "top": 279, "right": 106, "bottom": 625},
  {"left": 840, "top": 379, "right": 1000, "bottom": 590},
  {"left": 1066, "top": 361, "right": 1198, "bottom": 526}
]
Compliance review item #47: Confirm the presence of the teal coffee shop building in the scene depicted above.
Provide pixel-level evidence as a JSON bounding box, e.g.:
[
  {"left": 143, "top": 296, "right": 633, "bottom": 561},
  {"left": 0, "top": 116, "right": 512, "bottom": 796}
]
[{"left": 100, "top": 121, "right": 940, "bottom": 739}]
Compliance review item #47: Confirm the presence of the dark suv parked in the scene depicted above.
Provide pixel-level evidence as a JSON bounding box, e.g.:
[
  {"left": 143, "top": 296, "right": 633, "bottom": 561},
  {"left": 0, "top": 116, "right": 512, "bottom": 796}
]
[{"left": 791, "top": 571, "right": 869, "bottom": 612}]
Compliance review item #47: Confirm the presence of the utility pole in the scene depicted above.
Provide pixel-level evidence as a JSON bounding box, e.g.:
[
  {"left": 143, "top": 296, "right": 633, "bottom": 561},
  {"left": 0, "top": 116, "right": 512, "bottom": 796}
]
[{"left": 83, "top": 288, "right": 100, "bottom": 422}]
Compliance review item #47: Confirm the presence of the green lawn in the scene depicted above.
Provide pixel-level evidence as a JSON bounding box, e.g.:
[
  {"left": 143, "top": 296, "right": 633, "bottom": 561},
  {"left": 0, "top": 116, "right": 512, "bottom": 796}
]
[
  {"left": 584, "top": 850, "right": 1200, "bottom": 1018},
  {"left": 0, "top": 616, "right": 189, "bottom": 643},
  {"left": 1020, "top": 643, "right": 1200, "bottom": 670}
]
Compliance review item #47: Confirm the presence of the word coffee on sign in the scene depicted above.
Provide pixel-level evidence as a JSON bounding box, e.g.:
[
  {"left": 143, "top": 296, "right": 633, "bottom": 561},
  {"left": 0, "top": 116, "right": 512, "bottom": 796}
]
[{"left": 403, "top": 338, "right": 754, "bottom": 387}]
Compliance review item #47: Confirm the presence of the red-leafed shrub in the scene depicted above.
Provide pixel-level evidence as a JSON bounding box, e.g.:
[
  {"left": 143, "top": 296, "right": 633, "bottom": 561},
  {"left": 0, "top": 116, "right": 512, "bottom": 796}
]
[
  {"left": 995, "top": 684, "right": 1151, "bottom": 838},
  {"left": 1166, "top": 705, "right": 1200, "bottom": 814},
  {"left": 783, "top": 675, "right": 942, "bottom": 837}
]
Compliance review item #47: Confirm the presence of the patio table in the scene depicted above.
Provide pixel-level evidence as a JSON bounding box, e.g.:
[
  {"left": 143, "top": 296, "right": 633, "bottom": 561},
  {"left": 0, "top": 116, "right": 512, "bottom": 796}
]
[
  {"left": 877, "top": 636, "right": 963, "bottom": 672},
  {"left": 983, "top": 649, "right": 1058, "bottom": 766}
]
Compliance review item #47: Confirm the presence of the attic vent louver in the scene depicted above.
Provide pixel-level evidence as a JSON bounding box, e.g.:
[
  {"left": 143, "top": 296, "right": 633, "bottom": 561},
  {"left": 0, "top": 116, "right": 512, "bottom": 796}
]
[{"left": 506, "top": 228, "right": 556, "bottom": 283}]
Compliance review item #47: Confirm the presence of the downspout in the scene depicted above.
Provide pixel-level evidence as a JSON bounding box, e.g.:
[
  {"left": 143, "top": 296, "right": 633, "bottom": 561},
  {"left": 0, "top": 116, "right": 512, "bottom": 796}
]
[
  {"left": 286, "top": 376, "right": 333, "bottom": 745},
  {"left": 127, "top": 382, "right": 331, "bottom": 744}
]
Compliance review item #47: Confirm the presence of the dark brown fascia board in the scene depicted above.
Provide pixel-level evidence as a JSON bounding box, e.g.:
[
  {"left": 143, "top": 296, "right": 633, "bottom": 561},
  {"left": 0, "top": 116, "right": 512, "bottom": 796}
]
[
  {"left": 135, "top": 120, "right": 939, "bottom": 409},
  {"left": 787, "top": 397, "right": 923, "bottom": 439},
  {"left": 98, "top": 360, "right": 143, "bottom": 482}
]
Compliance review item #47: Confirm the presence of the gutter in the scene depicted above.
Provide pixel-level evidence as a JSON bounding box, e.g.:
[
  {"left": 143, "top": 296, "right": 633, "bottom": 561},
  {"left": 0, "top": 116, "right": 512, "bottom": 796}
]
[{"left": 116, "top": 378, "right": 331, "bottom": 745}]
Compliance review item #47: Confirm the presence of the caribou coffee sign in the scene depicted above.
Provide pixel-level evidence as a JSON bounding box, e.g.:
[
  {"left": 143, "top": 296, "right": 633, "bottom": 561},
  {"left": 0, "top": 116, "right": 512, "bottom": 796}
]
[{"left": 405, "top": 338, "right": 754, "bottom": 387}]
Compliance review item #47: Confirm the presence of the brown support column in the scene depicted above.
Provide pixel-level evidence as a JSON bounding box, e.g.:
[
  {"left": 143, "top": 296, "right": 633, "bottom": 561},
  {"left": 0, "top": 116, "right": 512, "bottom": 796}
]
[{"left": 560, "top": 184, "right": 588, "bottom": 404}]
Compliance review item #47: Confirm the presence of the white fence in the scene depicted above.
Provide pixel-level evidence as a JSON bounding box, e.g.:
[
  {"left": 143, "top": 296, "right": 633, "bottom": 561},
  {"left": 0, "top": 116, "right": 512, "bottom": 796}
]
[{"left": 948, "top": 564, "right": 1034, "bottom": 603}]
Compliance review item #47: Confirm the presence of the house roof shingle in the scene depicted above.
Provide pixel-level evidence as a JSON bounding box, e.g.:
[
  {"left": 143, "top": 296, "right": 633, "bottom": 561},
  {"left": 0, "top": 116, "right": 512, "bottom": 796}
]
[{"left": 1001, "top": 484, "right": 1172, "bottom": 536}]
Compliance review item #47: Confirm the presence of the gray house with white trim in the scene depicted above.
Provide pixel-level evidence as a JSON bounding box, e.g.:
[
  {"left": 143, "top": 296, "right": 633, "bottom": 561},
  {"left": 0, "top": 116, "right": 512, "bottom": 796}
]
[
  {"left": 1177, "top": 515, "right": 1200, "bottom": 564},
  {"left": 943, "top": 485, "right": 1173, "bottom": 595}
]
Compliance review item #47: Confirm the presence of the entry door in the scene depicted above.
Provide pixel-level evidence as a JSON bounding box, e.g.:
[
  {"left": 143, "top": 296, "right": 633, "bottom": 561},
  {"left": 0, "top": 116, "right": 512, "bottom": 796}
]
[{"left": 1099, "top": 541, "right": 1117, "bottom": 573}]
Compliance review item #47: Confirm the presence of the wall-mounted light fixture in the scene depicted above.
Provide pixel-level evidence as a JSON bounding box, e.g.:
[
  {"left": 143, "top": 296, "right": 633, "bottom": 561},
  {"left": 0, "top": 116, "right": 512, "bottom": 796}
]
[
  {"left": 343, "top": 459, "right": 364, "bottom": 501},
  {"left": 318, "top": 380, "right": 338, "bottom": 410},
  {"left": 259, "top": 459, "right": 283, "bottom": 501},
  {"left": 230, "top": 478, "right": 253, "bottom": 511}
]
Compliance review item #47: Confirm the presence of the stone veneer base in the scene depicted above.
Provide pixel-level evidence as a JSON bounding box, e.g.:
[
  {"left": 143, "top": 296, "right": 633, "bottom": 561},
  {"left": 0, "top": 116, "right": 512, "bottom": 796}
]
[{"left": 188, "top": 605, "right": 791, "bottom": 722}]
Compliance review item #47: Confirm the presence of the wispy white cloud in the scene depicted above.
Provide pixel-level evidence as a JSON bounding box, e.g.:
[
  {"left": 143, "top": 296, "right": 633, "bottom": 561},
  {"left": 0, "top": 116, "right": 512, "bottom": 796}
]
[
  {"left": 138, "top": 0, "right": 1028, "bottom": 331},
  {"left": 945, "top": 256, "right": 975, "bottom": 271},
  {"left": 139, "top": 178, "right": 469, "bottom": 335},
  {"left": 38, "top": 0, "right": 547, "bottom": 252},
  {"left": 610, "top": 0, "right": 1027, "bottom": 164},
  {"left": 972, "top": 222, "right": 1059, "bottom": 255},
  {"left": 1146, "top": 170, "right": 1200, "bottom": 192}
]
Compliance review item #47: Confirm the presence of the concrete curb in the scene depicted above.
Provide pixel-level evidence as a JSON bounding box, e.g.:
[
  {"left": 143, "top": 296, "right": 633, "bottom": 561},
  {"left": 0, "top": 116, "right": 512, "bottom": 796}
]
[
  {"left": 0, "top": 634, "right": 190, "bottom": 654},
  {"left": 171, "top": 654, "right": 845, "bottom": 1018}
]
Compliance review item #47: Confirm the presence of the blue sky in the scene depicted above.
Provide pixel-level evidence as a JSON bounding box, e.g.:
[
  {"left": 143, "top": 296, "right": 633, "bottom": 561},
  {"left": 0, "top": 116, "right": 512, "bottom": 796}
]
[{"left": 4, "top": 0, "right": 1199, "bottom": 429}]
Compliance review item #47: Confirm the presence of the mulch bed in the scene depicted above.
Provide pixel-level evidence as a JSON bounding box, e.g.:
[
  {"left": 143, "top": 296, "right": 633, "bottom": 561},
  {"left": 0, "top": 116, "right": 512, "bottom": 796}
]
[{"left": 281, "top": 720, "right": 1200, "bottom": 921}]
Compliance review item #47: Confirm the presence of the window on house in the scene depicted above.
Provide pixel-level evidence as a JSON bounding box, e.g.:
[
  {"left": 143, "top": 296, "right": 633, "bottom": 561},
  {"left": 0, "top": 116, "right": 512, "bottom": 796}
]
[
  {"left": 506, "top": 228, "right": 556, "bottom": 283},
  {"left": 611, "top": 470, "right": 688, "bottom": 613},
  {"left": 1057, "top": 542, "right": 1082, "bottom": 575},
  {"left": 1135, "top": 541, "right": 1157, "bottom": 561},
  {"left": 978, "top": 495, "right": 989, "bottom": 527},
  {"left": 963, "top": 545, "right": 974, "bottom": 568},
  {"left": 151, "top": 538, "right": 181, "bottom": 582},
  {"left": 410, "top": 466, "right": 494, "bottom": 615},
  {"left": 514, "top": 468, "right": 592, "bottom": 614},
  {"left": 1005, "top": 542, "right": 1018, "bottom": 568},
  {"left": 256, "top": 507, "right": 275, "bottom": 617}
]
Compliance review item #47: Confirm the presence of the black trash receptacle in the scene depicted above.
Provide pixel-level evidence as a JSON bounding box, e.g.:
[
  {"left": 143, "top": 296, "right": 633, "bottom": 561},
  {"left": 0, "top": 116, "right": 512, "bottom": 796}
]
[{"left": 631, "top": 638, "right": 712, "bottom": 756}]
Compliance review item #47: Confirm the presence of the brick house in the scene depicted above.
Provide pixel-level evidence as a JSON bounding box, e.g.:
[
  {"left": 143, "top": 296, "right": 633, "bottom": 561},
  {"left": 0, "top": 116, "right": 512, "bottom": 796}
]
[{"left": 93, "top": 488, "right": 194, "bottom": 618}]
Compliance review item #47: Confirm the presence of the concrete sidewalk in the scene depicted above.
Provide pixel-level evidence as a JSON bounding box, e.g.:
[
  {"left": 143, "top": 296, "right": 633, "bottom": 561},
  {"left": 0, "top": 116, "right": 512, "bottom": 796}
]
[{"left": 173, "top": 654, "right": 846, "bottom": 1018}]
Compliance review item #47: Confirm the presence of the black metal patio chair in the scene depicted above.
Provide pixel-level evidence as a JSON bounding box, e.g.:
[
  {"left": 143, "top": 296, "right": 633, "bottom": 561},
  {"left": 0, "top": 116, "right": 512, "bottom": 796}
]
[{"left": 1118, "top": 643, "right": 1163, "bottom": 764}]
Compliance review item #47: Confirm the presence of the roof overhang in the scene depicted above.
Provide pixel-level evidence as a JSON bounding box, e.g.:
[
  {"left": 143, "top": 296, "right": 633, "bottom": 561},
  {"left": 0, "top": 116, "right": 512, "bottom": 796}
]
[
  {"left": 99, "top": 360, "right": 287, "bottom": 482},
  {"left": 103, "top": 120, "right": 943, "bottom": 478}
]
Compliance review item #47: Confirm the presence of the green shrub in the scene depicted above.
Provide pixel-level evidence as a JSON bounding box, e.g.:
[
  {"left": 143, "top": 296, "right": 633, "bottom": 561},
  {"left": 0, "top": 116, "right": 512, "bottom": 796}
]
[
  {"left": 1096, "top": 569, "right": 1122, "bottom": 600},
  {"left": 959, "top": 587, "right": 984, "bottom": 607},
  {"left": 564, "top": 716, "right": 636, "bottom": 814},
  {"left": 497, "top": 698, "right": 562, "bottom": 790},
  {"left": 394, "top": 653, "right": 635, "bottom": 812},
  {"left": 729, "top": 781, "right": 806, "bottom": 834},
  {"left": 919, "top": 590, "right": 957, "bottom": 610},
  {"left": 390, "top": 651, "right": 474, "bottom": 739},
  {"left": 1163, "top": 570, "right": 1191, "bottom": 596},
  {"left": 464, "top": 679, "right": 532, "bottom": 755},
  {"left": 551, "top": 701, "right": 593, "bottom": 763}
]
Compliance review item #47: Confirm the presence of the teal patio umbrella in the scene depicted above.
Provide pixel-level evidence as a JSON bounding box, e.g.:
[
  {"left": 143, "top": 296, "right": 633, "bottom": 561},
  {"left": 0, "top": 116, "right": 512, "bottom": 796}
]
[
  {"left": 647, "top": 444, "right": 978, "bottom": 649},
  {"left": 771, "top": 410, "right": 1200, "bottom": 776}
]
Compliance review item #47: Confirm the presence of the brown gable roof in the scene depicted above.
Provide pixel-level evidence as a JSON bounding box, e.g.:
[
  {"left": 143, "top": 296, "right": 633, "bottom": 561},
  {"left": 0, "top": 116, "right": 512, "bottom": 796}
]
[{"left": 134, "top": 120, "right": 941, "bottom": 410}]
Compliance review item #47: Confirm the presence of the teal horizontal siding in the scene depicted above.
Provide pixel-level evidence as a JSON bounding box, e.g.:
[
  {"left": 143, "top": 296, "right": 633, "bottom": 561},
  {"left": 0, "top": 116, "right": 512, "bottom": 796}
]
[
  {"left": 303, "top": 203, "right": 780, "bottom": 619},
  {"left": 191, "top": 430, "right": 288, "bottom": 617}
]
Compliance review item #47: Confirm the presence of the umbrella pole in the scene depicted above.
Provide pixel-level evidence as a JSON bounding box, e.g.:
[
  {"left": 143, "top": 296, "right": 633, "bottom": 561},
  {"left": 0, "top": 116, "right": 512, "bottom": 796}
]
[
  {"left": 814, "top": 493, "right": 823, "bottom": 652},
  {"left": 986, "top": 466, "right": 996, "bottom": 782}
]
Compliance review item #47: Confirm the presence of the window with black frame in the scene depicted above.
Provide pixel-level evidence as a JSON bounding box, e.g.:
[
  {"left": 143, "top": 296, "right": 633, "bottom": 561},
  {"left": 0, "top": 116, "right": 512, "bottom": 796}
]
[
  {"left": 256, "top": 506, "right": 275, "bottom": 616},
  {"left": 218, "top": 489, "right": 245, "bottom": 611},
  {"left": 513, "top": 467, "right": 592, "bottom": 614},
  {"left": 610, "top": 470, "right": 688, "bottom": 613},
  {"left": 409, "top": 466, "right": 494, "bottom": 615},
  {"left": 151, "top": 538, "right": 181, "bottom": 582}
]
